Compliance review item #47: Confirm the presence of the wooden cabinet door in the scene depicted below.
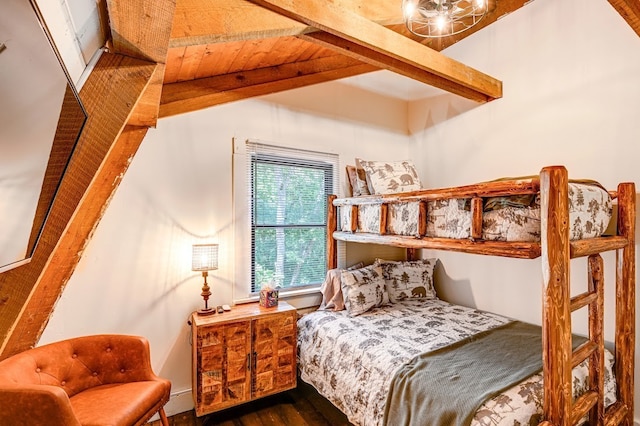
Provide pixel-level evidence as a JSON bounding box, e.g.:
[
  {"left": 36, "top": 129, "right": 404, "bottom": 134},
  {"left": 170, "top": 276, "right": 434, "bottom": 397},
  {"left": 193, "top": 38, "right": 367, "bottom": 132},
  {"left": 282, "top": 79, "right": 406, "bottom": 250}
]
[
  {"left": 195, "top": 320, "right": 251, "bottom": 415},
  {"left": 252, "top": 310, "right": 297, "bottom": 399}
]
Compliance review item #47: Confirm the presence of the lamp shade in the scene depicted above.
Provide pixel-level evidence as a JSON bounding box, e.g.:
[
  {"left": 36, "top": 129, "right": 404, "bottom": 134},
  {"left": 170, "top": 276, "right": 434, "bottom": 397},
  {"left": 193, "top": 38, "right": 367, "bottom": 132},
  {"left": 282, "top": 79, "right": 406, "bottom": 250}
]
[{"left": 192, "top": 244, "right": 219, "bottom": 271}]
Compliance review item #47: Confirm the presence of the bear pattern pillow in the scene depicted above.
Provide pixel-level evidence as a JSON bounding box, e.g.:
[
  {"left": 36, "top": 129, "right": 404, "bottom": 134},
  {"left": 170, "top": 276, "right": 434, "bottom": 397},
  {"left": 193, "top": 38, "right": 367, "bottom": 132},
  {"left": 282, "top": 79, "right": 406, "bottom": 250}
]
[
  {"left": 341, "top": 264, "right": 389, "bottom": 316},
  {"left": 357, "top": 159, "right": 422, "bottom": 195},
  {"left": 377, "top": 258, "right": 437, "bottom": 302}
]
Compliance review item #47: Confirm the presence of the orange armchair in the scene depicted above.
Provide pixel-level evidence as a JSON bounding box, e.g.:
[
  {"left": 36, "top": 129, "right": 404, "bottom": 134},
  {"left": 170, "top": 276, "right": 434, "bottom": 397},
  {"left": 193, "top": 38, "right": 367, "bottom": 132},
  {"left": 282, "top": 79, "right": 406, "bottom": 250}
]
[{"left": 0, "top": 334, "right": 171, "bottom": 426}]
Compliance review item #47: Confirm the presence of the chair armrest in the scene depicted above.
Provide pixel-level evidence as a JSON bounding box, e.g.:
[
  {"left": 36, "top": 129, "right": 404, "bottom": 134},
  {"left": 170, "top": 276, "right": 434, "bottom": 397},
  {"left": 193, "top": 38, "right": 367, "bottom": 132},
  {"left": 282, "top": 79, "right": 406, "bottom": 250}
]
[{"left": 0, "top": 384, "right": 82, "bottom": 426}]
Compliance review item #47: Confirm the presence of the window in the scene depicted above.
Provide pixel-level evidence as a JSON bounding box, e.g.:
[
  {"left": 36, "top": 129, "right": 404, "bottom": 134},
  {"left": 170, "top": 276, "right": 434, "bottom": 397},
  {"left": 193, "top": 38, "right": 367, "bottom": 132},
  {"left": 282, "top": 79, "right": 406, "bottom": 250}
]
[{"left": 248, "top": 143, "right": 337, "bottom": 292}]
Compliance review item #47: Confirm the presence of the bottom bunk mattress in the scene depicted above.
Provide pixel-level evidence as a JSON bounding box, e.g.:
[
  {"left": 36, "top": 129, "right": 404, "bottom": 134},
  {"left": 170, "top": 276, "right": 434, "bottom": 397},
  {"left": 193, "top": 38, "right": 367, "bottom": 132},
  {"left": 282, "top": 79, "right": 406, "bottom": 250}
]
[{"left": 297, "top": 299, "right": 616, "bottom": 426}]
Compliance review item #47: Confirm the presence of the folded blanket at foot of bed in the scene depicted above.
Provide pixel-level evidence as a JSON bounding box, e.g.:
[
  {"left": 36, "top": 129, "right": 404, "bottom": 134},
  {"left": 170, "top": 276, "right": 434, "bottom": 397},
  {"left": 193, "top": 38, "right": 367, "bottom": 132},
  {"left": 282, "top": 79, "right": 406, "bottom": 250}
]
[{"left": 383, "top": 321, "right": 585, "bottom": 426}]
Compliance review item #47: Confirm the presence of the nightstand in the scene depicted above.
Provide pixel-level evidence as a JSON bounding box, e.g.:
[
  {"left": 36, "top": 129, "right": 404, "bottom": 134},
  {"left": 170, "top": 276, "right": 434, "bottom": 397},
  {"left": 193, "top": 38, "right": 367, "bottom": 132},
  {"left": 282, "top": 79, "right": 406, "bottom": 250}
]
[{"left": 190, "top": 301, "right": 297, "bottom": 416}]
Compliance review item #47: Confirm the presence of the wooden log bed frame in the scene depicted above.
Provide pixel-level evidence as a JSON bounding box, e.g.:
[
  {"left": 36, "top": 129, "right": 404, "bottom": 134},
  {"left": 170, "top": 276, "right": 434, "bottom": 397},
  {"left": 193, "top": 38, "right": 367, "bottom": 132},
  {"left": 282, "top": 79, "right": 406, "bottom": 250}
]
[{"left": 325, "top": 166, "right": 636, "bottom": 426}]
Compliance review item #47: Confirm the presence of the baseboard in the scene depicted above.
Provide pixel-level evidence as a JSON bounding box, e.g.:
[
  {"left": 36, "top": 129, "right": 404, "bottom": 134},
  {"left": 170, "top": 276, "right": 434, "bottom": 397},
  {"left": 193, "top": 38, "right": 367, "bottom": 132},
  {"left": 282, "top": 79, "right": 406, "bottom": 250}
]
[{"left": 149, "top": 388, "right": 194, "bottom": 421}]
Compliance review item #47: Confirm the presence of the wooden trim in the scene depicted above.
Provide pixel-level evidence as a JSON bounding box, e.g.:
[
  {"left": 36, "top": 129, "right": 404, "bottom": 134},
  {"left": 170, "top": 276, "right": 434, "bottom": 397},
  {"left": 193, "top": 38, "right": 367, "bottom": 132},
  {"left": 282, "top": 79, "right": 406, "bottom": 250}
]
[
  {"left": 332, "top": 177, "right": 539, "bottom": 206},
  {"left": 470, "top": 197, "right": 483, "bottom": 240},
  {"left": 378, "top": 204, "right": 387, "bottom": 235},
  {"left": 615, "top": 182, "right": 636, "bottom": 425},
  {"left": 539, "top": 166, "right": 572, "bottom": 425},
  {"left": 159, "top": 55, "right": 376, "bottom": 118},
  {"left": 332, "top": 232, "right": 541, "bottom": 259},
  {"left": 349, "top": 205, "right": 358, "bottom": 233},
  {"left": 406, "top": 248, "right": 419, "bottom": 261},
  {"left": 248, "top": 0, "right": 502, "bottom": 102},
  {"left": 417, "top": 201, "right": 427, "bottom": 238},
  {"left": 326, "top": 194, "right": 337, "bottom": 270}
]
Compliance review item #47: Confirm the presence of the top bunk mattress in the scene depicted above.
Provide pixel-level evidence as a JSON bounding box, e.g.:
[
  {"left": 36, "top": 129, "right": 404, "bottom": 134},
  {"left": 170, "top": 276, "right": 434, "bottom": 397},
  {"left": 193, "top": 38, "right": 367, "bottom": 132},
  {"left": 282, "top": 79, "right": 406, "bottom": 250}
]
[{"left": 339, "top": 181, "right": 613, "bottom": 242}]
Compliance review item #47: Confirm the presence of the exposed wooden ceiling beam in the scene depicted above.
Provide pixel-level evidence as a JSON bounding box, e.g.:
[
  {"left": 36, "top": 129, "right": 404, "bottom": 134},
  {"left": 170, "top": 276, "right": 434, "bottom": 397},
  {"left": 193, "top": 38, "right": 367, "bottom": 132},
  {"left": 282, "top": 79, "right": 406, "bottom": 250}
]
[
  {"left": 107, "top": 0, "right": 176, "bottom": 127},
  {"left": 247, "top": 0, "right": 502, "bottom": 102},
  {"left": 170, "top": 0, "right": 402, "bottom": 47},
  {"left": 159, "top": 55, "right": 376, "bottom": 117},
  {"left": 608, "top": 0, "right": 640, "bottom": 37}
]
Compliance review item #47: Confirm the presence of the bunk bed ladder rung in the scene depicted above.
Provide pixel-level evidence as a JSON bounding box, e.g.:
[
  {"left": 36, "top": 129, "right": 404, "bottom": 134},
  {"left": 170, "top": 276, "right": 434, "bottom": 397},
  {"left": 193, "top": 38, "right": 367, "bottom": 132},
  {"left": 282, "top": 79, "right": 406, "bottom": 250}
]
[
  {"left": 571, "top": 340, "right": 597, "bottom": 368},
  {"left": 571, "top": 390, "right": 599, "bottom": 425},
  {"left": 570, "top": 291, "right": 597, "bottom": 313}
]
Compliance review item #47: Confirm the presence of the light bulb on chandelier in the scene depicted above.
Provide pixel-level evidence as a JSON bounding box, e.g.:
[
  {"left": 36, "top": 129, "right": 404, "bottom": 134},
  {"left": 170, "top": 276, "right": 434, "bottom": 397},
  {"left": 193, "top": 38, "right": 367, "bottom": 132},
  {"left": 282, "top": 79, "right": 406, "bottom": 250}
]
[{"left": 402, "top": 0, "right": 488, "bottom": 38}]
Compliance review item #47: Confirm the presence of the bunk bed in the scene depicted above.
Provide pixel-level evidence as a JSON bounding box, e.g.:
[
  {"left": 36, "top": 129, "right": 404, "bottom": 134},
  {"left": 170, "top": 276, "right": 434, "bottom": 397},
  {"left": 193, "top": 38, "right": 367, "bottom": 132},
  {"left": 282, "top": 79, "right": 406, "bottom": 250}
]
[{"left": 299, "top": 166, "right": 635, "bottom": 426}]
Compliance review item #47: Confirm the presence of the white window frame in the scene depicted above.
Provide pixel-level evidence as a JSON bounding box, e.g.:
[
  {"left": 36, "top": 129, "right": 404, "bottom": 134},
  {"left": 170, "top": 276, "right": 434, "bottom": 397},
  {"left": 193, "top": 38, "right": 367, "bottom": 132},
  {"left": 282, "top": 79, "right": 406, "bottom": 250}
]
[{"left": 232, "top": 138, "right": 344, "bottom": 306}]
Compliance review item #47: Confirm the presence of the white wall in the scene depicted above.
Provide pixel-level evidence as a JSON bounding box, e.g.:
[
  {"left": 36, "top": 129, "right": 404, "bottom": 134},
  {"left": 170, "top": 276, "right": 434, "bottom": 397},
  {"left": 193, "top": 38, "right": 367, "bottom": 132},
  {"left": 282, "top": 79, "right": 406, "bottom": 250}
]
[
  {"left": 39, "top": 88, "right": 412, "bottom": 415},
  {"left": 409, "top": 0, "right": 640, "bottom": 419}
]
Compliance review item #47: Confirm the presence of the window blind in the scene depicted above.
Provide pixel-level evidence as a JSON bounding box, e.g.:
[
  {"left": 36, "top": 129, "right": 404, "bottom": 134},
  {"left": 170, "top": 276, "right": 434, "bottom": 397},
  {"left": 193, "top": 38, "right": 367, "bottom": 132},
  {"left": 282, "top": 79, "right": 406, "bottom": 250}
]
[{"left": 246, "top": 142, "right": 338, "bottom": 292}]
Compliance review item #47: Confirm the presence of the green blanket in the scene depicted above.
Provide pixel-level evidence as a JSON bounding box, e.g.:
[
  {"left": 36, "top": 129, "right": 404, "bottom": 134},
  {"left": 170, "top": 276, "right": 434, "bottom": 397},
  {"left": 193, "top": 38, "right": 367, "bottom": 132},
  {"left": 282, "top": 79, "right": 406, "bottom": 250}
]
[{"left": 383, "top": 321, "right": 585, "bottom": 426}]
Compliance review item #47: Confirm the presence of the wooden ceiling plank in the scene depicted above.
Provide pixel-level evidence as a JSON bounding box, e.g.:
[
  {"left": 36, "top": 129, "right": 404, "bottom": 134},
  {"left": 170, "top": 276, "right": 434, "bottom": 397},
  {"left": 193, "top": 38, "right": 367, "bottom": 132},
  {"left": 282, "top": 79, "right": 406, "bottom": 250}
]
[
  {"left": 170, "top": 0, "right": 402, "bottom": 47},
  {"left": 294, "top": 39, "right": 328, "bottom": 62},
  {"left": 0, "top": 53, "right": 156, "bottom": 357},
  {"left": 225, "top": 39, "right": 271, "bottom": 75},
  {"left": 194, "top": 45, "right": 223, "bottom": 80},
  {"left": 608, "top": 0, "right": 640, "bottom": 37},
  {"left": 164, "top": 46, "right": 187, "bottom": 83},
  {"left": 242, "top": 38, "right": 282, "bottom": 71},
  {"left": 107, "top": 0, "right": 176, "bottom": 127},
  {"left": 268, "top": 36, "right": 308, "bottom": 64},
  {"left": 159, "top": 55, "right": 377, "bottom": 117},
  {"left": 248, "top": 0, "right": 502, "bottom": 102},
  {"left": 176, "top": 45, "right": 208, "bottom": 82}
]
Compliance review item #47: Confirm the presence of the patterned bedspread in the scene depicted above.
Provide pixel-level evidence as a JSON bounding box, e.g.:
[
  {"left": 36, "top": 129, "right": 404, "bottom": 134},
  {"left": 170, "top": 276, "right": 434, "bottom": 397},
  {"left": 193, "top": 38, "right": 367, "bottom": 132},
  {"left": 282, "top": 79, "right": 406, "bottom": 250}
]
[{"left": 297, "top": 299, "right": 616, "bottom": 426}]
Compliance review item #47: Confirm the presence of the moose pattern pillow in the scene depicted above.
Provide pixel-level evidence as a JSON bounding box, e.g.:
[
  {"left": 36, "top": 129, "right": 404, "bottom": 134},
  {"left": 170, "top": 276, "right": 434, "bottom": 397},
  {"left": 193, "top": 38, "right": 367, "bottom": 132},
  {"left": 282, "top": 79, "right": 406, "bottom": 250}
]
[{"left": 357, "top": 159, "right": 422, "bottom": 195}]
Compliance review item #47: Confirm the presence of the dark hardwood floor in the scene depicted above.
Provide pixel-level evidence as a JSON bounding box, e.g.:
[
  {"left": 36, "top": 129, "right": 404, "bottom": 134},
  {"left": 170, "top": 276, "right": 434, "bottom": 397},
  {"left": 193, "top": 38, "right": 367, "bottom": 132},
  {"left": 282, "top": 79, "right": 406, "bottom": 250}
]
[{"left": 152, "top": 381, "right": 353, "bottom": 426}]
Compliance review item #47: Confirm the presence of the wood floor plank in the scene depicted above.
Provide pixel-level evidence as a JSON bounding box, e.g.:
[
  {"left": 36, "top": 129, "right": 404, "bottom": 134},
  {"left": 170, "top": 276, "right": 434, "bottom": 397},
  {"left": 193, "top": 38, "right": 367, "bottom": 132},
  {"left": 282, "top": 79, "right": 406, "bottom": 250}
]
[{"left": 158, "top": 381, "right": 354, "bottom": 426}]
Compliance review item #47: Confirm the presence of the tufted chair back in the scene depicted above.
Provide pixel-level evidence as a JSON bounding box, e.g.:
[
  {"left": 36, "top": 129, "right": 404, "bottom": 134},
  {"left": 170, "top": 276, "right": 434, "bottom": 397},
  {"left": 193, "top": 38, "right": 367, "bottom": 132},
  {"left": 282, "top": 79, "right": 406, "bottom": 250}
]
[{"left": 0, "top": 334, "right": 171, "bottom": 426}]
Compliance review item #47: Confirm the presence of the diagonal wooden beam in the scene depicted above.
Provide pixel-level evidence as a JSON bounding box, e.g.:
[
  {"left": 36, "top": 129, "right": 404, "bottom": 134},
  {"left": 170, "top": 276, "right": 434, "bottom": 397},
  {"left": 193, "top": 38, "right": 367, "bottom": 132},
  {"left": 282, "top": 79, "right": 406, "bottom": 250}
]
[
  {"left": 0, "top": 53, "right": 155, "bottom": 358},
  {"left": 107, "top": 0, "right": 176, "bottom": 127},
  {"left": 170, "top": 0, "right": 403, "bottom": 47},
  {"left": 159, "top": 55, "right": 376, "bottom": 117},
  {"left": 608, "top": 0, "right": 640, "bottom": 37},
  {"left": 247, "top": 0, "right": 502, "bottom": 102}
]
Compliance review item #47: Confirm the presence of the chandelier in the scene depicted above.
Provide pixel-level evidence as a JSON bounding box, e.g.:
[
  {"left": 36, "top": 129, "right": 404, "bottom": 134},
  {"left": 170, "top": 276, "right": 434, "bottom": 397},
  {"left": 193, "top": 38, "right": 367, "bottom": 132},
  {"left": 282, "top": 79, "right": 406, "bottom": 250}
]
[{"left": 402, "top": 0, "right": 488, "bottom": 38}]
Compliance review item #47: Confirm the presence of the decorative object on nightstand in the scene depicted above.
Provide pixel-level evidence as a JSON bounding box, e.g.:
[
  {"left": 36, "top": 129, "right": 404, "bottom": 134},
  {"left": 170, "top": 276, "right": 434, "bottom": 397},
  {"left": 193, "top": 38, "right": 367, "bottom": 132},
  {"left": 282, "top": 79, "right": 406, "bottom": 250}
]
[
  {"left": 258, "top": 282, "right": 279, "bottom": 308},
  {"left": 192, "top": 243, "right": 219, "bottom": 316},
  {"left": 190, "top": 301, "right": 297, "bottom": 416}
]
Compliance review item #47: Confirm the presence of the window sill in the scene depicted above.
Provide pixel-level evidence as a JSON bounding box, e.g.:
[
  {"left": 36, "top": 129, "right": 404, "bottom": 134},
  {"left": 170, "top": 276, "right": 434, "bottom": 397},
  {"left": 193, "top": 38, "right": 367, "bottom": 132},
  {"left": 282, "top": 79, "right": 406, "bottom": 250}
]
[{"left": 234, "top": 286, "right": 321, "bottom": 307}]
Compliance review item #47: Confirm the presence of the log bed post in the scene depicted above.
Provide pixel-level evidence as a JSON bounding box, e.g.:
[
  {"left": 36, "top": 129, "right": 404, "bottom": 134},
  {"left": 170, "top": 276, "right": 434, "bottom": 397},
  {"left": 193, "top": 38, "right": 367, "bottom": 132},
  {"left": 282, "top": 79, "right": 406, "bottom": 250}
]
[
  {"left": 540, "top": 166, "right": 572, "bottom": 425},
  {"left": 327, "top": 194, "right": 338, "bottom": 270},
  {"left": 615, "top": 182, "right": 636, "bottom": 425}
]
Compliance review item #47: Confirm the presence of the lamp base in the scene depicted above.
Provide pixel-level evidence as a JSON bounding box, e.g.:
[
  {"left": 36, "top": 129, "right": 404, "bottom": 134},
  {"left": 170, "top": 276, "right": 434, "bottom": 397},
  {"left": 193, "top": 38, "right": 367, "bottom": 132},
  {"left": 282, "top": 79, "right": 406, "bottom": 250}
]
[{"left": 197, "top": 307, "right": 216, "bottom": 316}]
